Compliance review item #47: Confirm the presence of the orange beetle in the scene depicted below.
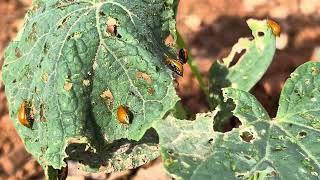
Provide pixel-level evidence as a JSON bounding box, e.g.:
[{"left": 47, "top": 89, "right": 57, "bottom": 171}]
[
  {"left": 178, "top": 48, "right": 188, "bottom": 64},
  {"left": 165, "top": 56, "right": 184, "bottom": 77},
  {"left": 267, "top": 19, "right": 281, "bottom": 37},
  {"left": 18, "top": 101, "right": 33, "bottom": 128},
  {"left": 116, "top": 105, "right": 131, "bottom": 124}
]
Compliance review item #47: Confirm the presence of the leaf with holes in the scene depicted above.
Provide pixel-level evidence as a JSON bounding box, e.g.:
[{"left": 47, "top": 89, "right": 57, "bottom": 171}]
[
  {"left": 155, "top": 62, "right": 320, "bottom": 179},
  {"left": 209, "top": 19, "right": 276, "bottom": 92},
  {"left": 209, "top": 19, "right": 276, "bottom": 130},
  {"left": 1, "top": 0, "right": 179, "bottom": 176}
]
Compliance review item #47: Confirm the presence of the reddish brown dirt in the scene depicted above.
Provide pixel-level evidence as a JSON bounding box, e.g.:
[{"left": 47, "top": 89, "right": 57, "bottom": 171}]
[{"left": 0, "top": 0, "right": 320, "bottom": 179}]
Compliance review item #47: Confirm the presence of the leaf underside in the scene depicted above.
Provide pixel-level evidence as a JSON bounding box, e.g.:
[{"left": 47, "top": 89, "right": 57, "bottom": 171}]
[
  {"left": 155, "top": 62, "right": 320, "bottom": 179},
  {"left": 2, "top": 0, "right": 179, "bottom": 174}
]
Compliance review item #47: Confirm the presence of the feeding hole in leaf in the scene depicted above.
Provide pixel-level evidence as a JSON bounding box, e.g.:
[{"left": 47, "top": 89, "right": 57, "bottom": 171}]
[
  {"left": 298, "top": 131, "right": 307, "bottom": 138},
  {"left": 129, "top": 91, "right": 136, "bottom": 96},
  {"left": 235, "top": 174, "right": 245, "bottom": 178},
  {"left": 99, "top": 11, "right": 106, "bottom": 16},
  {"left": 67, "top": 31, "right": 82, "bottom": 40},
  {"left": 258, "top": 31, "right": 265, "bottom": 37},
  {"left": 106, "top": 17, "right": 122, "bottom": 38},
  {"left": 223, "top": 116, "right": 242, "bottom": 132},
  {"left": 240, "top": 131, "right": 254, "bottom": 143},
  {"left": 243, "top": 154, "right": 252, "bottom": 160},
  {"left": 294, "top": 89, "right": 303, "bottom": 97},
  {"left": 58, "top": 16, "right": 71, "bottom": 29},
  {"left": 43, "top": 42, "right": 50, "bottom": 54},
  {"left": 155, "top": 66, "right": 160, "bottom": 72},
  {"left": 229, "top": 49, "right": 246, "bottom": 67},
  {"left": 73, "top": 32, "right": 81, "bottom": 39}
]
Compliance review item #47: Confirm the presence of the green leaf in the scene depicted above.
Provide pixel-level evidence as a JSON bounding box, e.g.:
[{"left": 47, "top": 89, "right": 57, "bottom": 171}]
[
  {"left": 209, "top": 19, "right": 276, "bottom": 92},
  {"left": 209, "top": 19, "right": 276, "bottom": 130},
  {"left": 1, "top": 0, "right": 179, "bottom": 174},
  {"left": 155, "top": 62, "right": 320, "bottom": 179}
]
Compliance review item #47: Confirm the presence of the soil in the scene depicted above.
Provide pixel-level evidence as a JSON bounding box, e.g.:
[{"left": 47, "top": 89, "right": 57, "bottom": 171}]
[{"left": 0, "top": 0, "right": 319, "bottom": 179}]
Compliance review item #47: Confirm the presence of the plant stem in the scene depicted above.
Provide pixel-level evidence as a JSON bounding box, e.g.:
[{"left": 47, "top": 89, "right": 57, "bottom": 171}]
[{"left": 176, "top": 31, "right": 214, "bottom": 109}]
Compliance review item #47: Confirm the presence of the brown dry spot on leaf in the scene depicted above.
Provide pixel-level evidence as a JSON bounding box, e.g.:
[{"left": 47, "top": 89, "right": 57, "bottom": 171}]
[
  {"left": 92, "top": 60, "right": 98, "bottom": 70},
  {"left": 64, "top": 82, "right": 73, "bottom": 91},
  {"left": 30, "top": 105, "right": 36, "bottom": 120},
  {"left": 136, "top": 72, "right": 153, "bottom": 84},
  {"left": 100, "top": 90, "right": 114, "bottom": 109},
  {"left": 15, "top": 47, "right": 22, "bottom": 58},
  {"left": 83, "top": 79, "right": 90, "bottom": 86},
  {"left": 39, "top": 104, "right": 46, "bottom": 122},
  {"left": 164, "top": 34, "right": 174, "bottom": 47},
  {"left": 106, "top": 17, "right": 118, "bottom": 36},
  {"left": 41, "top": 72, "right": 48, "bottom": 83},
  {"left": 147, "top": 88, "right": 155, "bottom": 95},
  {"left": 58, "top": 15, "right": 71, "bottom": 29}
]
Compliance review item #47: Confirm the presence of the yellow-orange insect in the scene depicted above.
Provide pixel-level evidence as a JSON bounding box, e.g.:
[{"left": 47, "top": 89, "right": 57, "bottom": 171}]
[
  {"left": 18, "top": 101, "right": 33, "bottom": 128},
  {"left": 267, "top": 19, "right": 281, "bottom": 37},
  {"left": 165, "top": 56, "right": 184, "bottom": 77},
  {"left": 116, "top": 105, "right": 131, "bottom": 124}
]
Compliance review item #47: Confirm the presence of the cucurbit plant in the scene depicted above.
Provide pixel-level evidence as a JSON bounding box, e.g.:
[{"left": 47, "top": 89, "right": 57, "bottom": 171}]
[{"left": 2, "top": 0, "right": 320, "bottom": 179}]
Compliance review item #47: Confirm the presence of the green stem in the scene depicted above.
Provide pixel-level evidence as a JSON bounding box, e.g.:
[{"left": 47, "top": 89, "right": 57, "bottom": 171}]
[{"left": 176, "top": 31, "right": 214, "bottom": 109}]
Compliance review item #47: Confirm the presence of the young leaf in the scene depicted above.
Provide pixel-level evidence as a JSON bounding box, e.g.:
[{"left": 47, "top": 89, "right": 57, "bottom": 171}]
[
  {"left": 155, "top": 62, "right": 320, "bottom": 179},
  {"left": 1, "top": 0, "right": 179, "bottom": 174}
]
